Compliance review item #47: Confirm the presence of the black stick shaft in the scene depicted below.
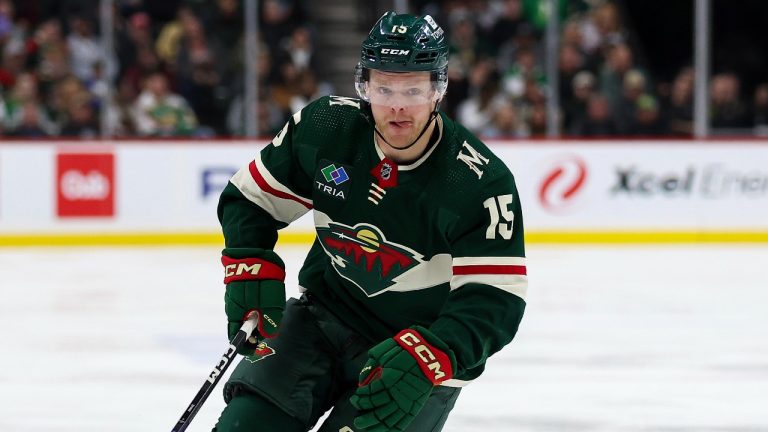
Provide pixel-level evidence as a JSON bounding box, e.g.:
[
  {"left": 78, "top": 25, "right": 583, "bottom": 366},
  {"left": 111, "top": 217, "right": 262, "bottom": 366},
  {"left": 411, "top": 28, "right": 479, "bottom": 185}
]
[{"left": 171, "top": 317, "right": 258, "bottom": 432}]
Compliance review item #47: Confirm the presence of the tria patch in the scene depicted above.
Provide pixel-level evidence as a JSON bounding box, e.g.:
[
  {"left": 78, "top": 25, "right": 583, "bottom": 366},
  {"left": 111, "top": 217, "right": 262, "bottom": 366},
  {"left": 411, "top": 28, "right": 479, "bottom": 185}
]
[
  {"left": 315, "top": 160, "right": 352, "bottom": 201},
  {"left": 244, "top": 341, "right": 276, "bottom": 363},
  {"left": 317, "top": 221, "right": 422, "bottom": 297}
]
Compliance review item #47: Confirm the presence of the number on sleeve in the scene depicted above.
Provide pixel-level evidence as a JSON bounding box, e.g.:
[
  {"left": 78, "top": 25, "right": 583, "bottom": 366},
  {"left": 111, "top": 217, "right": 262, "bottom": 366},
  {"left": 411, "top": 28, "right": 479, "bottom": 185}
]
[{"left": 483, "top": 194, "right": 515, "bottom": 240}]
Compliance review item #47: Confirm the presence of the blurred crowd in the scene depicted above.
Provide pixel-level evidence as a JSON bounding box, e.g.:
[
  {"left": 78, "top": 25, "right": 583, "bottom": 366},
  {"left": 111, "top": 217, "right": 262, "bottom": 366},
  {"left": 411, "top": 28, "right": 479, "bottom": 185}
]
[
  {"left": 422, "top": 0, "right": 768, "bottom": 138},
  {"left": 0, "top": 0, "right": 322, "bottom": 138},
  {"left": 0, "top": 0, "right": 767, "bottom": 139}
]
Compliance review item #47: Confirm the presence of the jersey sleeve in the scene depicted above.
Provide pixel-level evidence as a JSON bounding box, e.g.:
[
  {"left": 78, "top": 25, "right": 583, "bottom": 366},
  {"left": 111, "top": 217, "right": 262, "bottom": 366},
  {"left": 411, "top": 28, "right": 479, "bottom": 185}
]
[
  {"left": 218, "top": 102, "right": 321, "bottom": 249},
  {"left": 429, "top": 170, "right": 527, "bottom": 382}
]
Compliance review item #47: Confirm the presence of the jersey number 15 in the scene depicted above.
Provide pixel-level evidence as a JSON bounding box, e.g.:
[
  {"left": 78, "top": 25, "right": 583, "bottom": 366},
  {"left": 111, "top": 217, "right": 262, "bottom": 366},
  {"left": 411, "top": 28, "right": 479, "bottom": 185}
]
[{"left": 483, "top": 194, "right": 514, "bottom": 240}]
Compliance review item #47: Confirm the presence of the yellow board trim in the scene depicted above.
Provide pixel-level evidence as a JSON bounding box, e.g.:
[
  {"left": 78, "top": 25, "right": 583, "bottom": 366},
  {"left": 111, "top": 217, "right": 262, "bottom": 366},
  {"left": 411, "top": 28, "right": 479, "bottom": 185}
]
[
  {"left": 0, "top": 232, "right": 319, "bottom": 247},
  {"left": 526, "top": 231, "right": 768, "bottom": 244},
  {"left": 2, "top": 231, "right": 768, "bottom": 247}
]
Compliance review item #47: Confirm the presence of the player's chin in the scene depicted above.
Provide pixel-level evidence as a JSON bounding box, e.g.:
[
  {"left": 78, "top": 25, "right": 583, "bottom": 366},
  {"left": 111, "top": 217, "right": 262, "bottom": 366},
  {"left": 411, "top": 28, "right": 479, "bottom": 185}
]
[
  {"left": 381, "top": 131, "right": 412, "bottom": 149},
  {"left": 384, "top": 138, "right": 415, "bottom": 151}
]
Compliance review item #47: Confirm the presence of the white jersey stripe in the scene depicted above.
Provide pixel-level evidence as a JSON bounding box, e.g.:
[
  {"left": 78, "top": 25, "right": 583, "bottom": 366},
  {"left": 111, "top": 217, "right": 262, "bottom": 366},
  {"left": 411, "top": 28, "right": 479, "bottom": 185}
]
[
  {"left": 453, "top": 256, "right": 526, "bottom": 266},
  {"left": 450, "top": 274, "right": 528, "bottom": 300},
  {"left": 230, "top": 156, "right": 313, "bottom": 224}
]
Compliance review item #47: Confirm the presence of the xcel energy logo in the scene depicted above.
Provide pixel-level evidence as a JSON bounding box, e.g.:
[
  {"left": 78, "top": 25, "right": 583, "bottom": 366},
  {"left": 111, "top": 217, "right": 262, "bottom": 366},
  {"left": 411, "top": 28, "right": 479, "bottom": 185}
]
[{"left": 538, "top": 156, "right": 587, "bottom": 213}]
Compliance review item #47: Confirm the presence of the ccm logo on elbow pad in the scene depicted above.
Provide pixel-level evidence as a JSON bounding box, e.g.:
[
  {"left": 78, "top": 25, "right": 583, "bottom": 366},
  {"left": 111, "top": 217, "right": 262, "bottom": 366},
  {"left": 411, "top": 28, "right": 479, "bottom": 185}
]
[
  {"left": 395, "top": 330, "right": 453, "bottom": 385},
  {"left": 222, "top": 256, "right": 286, "bottom": 283}
]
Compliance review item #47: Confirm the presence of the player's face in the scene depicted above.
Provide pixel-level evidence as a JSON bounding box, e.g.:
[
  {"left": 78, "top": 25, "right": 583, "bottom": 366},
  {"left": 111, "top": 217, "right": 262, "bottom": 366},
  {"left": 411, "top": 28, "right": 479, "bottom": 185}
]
[{"left": 367, "top": 70, "right": 437, "bottom": 150}]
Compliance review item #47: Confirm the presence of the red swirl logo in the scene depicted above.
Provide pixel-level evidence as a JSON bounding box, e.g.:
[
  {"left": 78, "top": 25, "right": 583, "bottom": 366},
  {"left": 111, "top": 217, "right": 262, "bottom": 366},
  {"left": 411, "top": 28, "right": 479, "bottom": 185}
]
[{"left": 539, "top": 156, "right": 587, "bottom": 213}]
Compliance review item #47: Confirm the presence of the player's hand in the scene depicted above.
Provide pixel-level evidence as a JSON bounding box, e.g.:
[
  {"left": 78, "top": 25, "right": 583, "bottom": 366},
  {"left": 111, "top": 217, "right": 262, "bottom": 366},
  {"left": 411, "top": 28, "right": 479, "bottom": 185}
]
[
  {"left": 222, "top": 248, "right": 286, "bottom": 355},
  {"left": 350, "top": 326, "right": 456, "bottom": 431}
]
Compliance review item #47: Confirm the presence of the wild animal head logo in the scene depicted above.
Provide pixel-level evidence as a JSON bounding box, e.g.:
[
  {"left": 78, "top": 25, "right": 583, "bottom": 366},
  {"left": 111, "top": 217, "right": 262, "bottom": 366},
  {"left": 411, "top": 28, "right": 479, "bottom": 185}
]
[
  {"left": 317, "top": 222, "right": 421, "bottom": 296},
  {"left": 244, "top": 342, "right": 276, "bottom": 363}
]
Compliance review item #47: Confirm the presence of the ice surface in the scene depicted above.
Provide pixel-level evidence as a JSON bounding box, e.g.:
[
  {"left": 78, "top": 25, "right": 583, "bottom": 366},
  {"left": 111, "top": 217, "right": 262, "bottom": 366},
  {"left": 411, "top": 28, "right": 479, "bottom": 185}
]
[{"left": 1, "top": 244, "right": 766, "bottom": 431}]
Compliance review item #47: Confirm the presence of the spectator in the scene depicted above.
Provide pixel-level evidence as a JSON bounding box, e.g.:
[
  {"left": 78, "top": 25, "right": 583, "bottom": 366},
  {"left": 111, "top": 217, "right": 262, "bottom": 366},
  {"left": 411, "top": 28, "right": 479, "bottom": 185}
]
[
  {"left": 502, "top": 47, "right": 545, "bottom": 100},
  {"left": 570, "top": 93, "right": 619, "bottom": 136},
  {"left": 563, "top": 70, "right": 595, "bottom": 131},
  {"left": 227, "top": 95, "right": 285, "bottom": 137},
  {"left": 710, "top": 72, "right": 750, "bottom": 129},
  {"left": 752, "top": 83, "right": 768, "bottom": 134},
  {"left": 664, "top": 67, "right": 694, "bottom": 136},
  {"left": 275, "top": 26, "right": 315, "bottom": 74},
  {"left": 66, "top": 15, "right": 101, "bottom": 82},
  {"left": 496, "top": 20, "right": 543, "bottom": 75},
  {"left": 486, "top": 0, "right": 525, "bottom": 57},
  {"left": 104, "top": 75, "right": 139, "bottom": 136},
  {"left": 155, "top": 6, "right": 195, "bottom": 68},
  {"left": 121, "top": 45, "right": 164, "bottom": 96},
  {"left": 583, "top": 1, "right": 627, "bottom": 56},
  {"left": 599, "top": 42, "right": 638, "bottom": 110},
  {"left": 116, "top": 12, "right": 154, "bottom": 79},
  {"left": 30, "top": 19, "right": 70, "bottom": 89},
  {"left": 448, "top": 9, "right": 492, "bottom": 80},
  {"left": 457, "top": 72, "right": 506, "bottom": 135},
  {"left": 260, "top": 0, "right": 306, "bottom": 67},
  {"left": 0, "top": 0, "right": 17, "bottom": 49},
  {"left": 557, "top": 43, "right": 586, "bottom": 111},
  {"left": 2, "top": 72, "right": 57, "bottom": 135},
  {"left": 10, "top": 101, "right": 51, "bottom": 137},
  {"left": 172, "top": 12, "right": 227, "bottom": 134},
  {"left": 527, "top": 102, "right": 548, "bottom": 136},
  {"left": 615, "top": 69, "right": 647, "bottom": 133},
  {"left": 132, "top": 72, "right": 197, "bottom": 136},
  {"left": 480, "top": 100, "right": 526, "bottom": 138},
  {"left": 60, "top": 96, "right": 99, "bottom": 138},
  {"left": 628, "top": 94, "right": 668, "bottom": 136},
  {"left": 288, "top": 69, "right": 332, "bottom": 114},
  {"left": 204, "top": 0, "right": 243, "bottom": 54}
]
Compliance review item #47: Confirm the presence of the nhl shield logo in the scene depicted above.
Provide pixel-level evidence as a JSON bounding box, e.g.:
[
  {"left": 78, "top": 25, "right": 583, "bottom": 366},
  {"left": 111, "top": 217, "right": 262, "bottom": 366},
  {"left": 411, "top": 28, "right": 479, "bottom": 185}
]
[
  {"left": 371, "top": 158, "right": 398, "bottom": 189},
  {"left": 380, "top": 163, "right": 392, "bottom": 180}
]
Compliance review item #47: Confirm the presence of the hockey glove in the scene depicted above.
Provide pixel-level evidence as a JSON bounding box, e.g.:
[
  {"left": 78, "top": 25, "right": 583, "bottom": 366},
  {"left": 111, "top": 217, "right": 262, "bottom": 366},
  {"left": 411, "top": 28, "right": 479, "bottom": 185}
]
[
  {"left": 222, "top": 248, "right": 286, "bottom": 355},
  {"left": 350, "top": 326, "right": 456, "bottom": 432}
]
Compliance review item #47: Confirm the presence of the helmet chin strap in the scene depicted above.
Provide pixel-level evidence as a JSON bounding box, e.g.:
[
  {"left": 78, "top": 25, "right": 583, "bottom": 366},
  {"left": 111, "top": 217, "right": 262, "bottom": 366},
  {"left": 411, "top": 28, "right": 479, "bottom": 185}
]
[{"left": 373, "top": 100, "right": 441, "bottom": 153}]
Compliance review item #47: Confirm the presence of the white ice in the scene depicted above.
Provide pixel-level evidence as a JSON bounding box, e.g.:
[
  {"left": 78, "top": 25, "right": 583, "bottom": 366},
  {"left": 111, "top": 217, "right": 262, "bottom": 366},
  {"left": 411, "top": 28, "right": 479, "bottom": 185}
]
[{"left": 1, "top": 244, "right": 767, "bottom": 432}]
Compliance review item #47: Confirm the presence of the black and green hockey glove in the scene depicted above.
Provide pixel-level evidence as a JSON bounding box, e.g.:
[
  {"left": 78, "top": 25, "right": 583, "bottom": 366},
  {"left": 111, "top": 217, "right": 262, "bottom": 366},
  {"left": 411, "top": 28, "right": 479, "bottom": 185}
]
[
  {"left": 350, "top": 326, "right": 456, "bottom": 432},
  {"left": 221, "top": 248, "right": 286, "bottom": 355}
]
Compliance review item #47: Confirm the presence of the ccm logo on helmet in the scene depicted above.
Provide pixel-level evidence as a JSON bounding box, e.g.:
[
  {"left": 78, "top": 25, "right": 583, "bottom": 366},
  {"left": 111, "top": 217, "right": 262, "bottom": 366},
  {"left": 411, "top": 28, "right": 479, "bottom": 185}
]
[
  {"left": 398, "top": 331, "right": 447, "bottom": 381},
  {"left": 381, "top": 48, "right": 410, "bottom": 55},
  {"left": 225, "top": 263, "right": 262, "bottom": 278}
]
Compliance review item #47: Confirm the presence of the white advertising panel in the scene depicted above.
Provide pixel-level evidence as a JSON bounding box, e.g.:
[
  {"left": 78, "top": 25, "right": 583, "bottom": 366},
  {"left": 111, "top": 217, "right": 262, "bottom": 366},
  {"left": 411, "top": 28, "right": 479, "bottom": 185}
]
[
  {"left": 491, "top": 141, "right": 768, "bottom": 230},
  {"left": 1, "top": 140, "right": 766, "bottom": 243}
]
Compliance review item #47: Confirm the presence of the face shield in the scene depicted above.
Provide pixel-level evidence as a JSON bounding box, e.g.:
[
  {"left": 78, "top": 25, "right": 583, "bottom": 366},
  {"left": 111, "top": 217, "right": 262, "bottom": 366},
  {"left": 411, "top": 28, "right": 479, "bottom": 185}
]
[{"left": 355, "top": 64, "right": 447, "bottom": 107}]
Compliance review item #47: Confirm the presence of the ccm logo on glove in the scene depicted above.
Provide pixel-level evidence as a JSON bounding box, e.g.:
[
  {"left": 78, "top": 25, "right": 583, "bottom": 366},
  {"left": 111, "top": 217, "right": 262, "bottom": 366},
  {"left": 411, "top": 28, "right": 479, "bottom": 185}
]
[
  {"left": 222, "top": 256, "right": 286, "bottom": 283},
  {"left": 395, "top": 330, "right": 453, "bottom": 384}
]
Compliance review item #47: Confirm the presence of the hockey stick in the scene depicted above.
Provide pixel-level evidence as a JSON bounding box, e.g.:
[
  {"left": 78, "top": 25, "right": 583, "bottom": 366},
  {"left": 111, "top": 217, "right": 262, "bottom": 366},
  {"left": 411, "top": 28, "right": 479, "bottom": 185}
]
[{"left": 171, "top": 316, "right": 259, "bottom": 432}]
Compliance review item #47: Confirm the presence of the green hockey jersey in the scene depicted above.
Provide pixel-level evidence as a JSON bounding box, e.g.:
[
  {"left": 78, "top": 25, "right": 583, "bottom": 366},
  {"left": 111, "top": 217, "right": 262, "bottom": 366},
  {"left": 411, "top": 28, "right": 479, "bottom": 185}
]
[{"left": 218, "top": 95, "right": 527, "bottom": 385}]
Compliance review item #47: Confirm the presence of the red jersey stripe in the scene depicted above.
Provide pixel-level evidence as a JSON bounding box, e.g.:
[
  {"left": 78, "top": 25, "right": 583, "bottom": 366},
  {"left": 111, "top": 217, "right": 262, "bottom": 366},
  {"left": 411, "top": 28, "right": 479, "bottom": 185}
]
[
  {"left": 249, "top": 161, "right": 312, "bottom": 209},
  {"left": 453, "top": 264, "right": 527, "bottom": 276}
]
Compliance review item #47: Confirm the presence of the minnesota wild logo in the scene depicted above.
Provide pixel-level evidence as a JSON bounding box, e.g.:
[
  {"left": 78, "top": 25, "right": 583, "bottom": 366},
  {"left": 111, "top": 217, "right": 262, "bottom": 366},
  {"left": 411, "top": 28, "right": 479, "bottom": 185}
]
[
  {"left": 317, "top": 222, "right": 421, "bottom": 296},
  {"left": 244, "top": 341, "right": 276, "bottom": 363}
]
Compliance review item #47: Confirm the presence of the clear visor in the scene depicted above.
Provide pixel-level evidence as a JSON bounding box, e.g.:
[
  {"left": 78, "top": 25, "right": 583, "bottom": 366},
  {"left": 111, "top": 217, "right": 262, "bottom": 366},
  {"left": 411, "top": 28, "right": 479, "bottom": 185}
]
[{"left": 355, "top": 66, "right": 447, "bottom": 107}]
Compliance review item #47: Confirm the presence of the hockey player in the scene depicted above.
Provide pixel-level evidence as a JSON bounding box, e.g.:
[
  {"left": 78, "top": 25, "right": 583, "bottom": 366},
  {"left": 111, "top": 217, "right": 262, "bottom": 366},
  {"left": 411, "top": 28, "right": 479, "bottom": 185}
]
[{"left": 214, "top": 11, "right": 527, "bottom": 432}]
